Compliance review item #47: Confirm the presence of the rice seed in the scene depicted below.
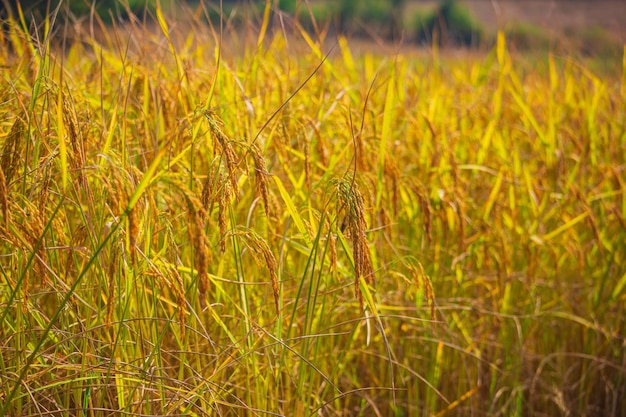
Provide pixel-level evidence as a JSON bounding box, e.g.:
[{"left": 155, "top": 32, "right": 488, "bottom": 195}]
[
  {"left": 411, "top": 262, "right": 436, "bottom": 322},
  {"left": 184, "top": 193, "right": 210, "bottom": 309},
  {"left": 0, "top": 165, "right": 8, "bottom": 229},
  {"left": 310, "top": 121, "right": 328, "bottom": 166},
  {"left": 413, "top": 184, "right": 432, "bottom": 243},
  {"left": 201, "top": 110, "right": 240, "bottom": 197},
  {"left": 263, "top": 246, "right": 280, "bottom": 315},
  {"left": 1, "top": 117, "right": 25, "bottom": 185},
  {"left": 128, "top": 206, "right": 138, "bottom": 265},
  {"left": 14, "top": 203, "right": 49, "bottom": 289},
  {"left": 62, "top": 94, "right": 86, "bottom": 186},
  {"left": 200, "top": 168, "right": 215, "bottom": 217},
  {"left": 218, "top": 173, "right": 231, "bottom": 253},
  {"left": 334, "top": 177, "right": 375, "bottom": 310},
  {"left": 235, "top": 228, "right": 280, "bottom": 314},
  {"left": 250, "top": 144, "right": 271, "bottom": 218}
]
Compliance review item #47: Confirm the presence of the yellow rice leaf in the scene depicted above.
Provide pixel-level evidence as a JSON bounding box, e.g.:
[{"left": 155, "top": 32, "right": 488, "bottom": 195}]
[
  {"left": 496, "top": 31, "right": 506, "bottom": 66},
  {"left": 100, "top": 103, "right": 118, "bottom": 162},
  {"left": 155, "top": 5, "right": 170, "bottom": 44},
  {"left": 510, "top": 88, "right": 545, "bottom": 144},
  {"left": 126, "top": 142, "right": 170, "bottom": 210},
  {"left": 272, "top": 176, "right": 308, "bottom": 240},
  {"left": 338, "top": 36, "right": 355, "bottom": 75},
  {"left": 256, "top": 0, "right": 272, "bottom": 49},
  {"left": 377, "top": 73, "right": 395, "bottom": 209},
  {"left": 56, "top": 87, "right": 68, "bottom": 190},
  {"left": 483, "top": 169, "right": 504, "bottom": 221},
  {"left": 115, "top": 371, "right": 126, "bottom": 409},
  {"left": 542, "top": 212, "right": 589, "bottom": 241},
  {"left": 611, "top": 271, "right": 626, "bottom": 301}
]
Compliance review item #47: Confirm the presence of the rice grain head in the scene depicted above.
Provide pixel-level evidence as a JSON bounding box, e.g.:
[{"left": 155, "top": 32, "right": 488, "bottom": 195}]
[
  {"left": 0, "top": 165, "right": 8, "bottom": 229},
  {"left": 62, "top": 94, "right": 86, "bottom": 186},
  {"left": 411, "top": 262, "right": 436, "bottom": 322},
  {"left": 251, "top": 144, "right": 271, "bottom": 218},
  {"left": 218, "top": 173, "right": 232, "bottom": 253},
  {"left": 202, "top": 110, "right": 240, "bottom": 197},
  {"left": 1, "top": 117, "right": 25, "bottom": 185},
  {"left": 235, "top": 228, "right": 280, "bottom": 315},
  {"left": 334, "top": 177, "right": 375, "bottom": 310},
  {"left": 184, "top": 192, "right": 210, "bottom": 309}
]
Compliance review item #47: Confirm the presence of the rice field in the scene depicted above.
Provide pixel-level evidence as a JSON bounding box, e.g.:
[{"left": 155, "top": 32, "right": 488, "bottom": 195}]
[{"left": 0, "top": 4, "right": 625, "bottom": 416}]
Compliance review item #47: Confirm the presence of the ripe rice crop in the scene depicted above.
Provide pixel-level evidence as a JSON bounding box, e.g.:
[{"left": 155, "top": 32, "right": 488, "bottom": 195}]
[{"left": 0, "top": 4, "right": 624, "bottom": 416}]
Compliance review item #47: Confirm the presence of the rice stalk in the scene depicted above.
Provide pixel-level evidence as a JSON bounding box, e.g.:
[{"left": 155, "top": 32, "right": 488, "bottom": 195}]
[
  {"left": 106, "top": 242, "right": 120, "bottom": 329},
  {"left": 329, "top": 229, "right": 337, "bottom": 279}
]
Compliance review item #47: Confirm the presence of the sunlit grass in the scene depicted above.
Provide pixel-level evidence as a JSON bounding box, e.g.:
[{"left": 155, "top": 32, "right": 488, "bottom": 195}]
[{"left": 0, "top": 4, "right": 624, "bottom": 416}]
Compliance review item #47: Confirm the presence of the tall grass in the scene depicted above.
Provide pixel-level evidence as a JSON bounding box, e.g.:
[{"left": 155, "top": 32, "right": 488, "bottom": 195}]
[{"left": 0, "top": 4, "right": 624, "bottom": 416}]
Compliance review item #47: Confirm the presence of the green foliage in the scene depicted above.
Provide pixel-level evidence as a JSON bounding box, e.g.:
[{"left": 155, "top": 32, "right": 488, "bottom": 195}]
[
  {"left": 278, "top": 0, "right": 297, "bottom": 13},
  {"left": 2, "top": 0, "right": 162, "bottom": 22},
  {"left": 331, "top": 0, "right": 405, "bottom": 39},
  {"left": 359, "top": 0, "right": 392, "bottom": 24},
  {"left": 334, "top": 0, "right": 360, "bottom": 32},
  {"left": 570, "top": 25, "right": 623, "bottom": 58},
  {"left": 414, "top": 0, "right": 482, "bottom": 47},
  {"left": 505, "top": 22, "right": 553, "bottom": 52}
]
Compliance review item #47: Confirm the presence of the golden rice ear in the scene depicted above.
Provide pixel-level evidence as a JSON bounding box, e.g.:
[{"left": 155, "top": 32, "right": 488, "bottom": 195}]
[
  {"left": 217, "top": 170, "right": 233, "bottom": 254},
  {"left": 200, "top": 167, "right": 215, "bottom": 217},
  {"left": 183, "top": 192, "right": 210, "bottom": 309},
  {"left": 202, "top": 110, "right": 240, "bottom": 197},
  {"left": 1, "top": 117, "right": 25, "bottom": 185},
  {"left": 334, "top": 176, "right": 375, "bottom": 311},
  {"left": 234, "top": 228, "right": 280, "bottom": 315},
  {"left": 128, "top": 205, "right": 138, "bottom": 265},
  {"left": 62, "top": 95, "right": 83, "bottom": 170},
  {"left": 0, "top": 165, "right": 8, "bottom": 230},
  {"left": 413, "top": 183, "right": 433, "bottom": 244},
  {"left": 250, "top": 144, "right": 271, "bottom": 218},
  {"left": 411, "top": 262, "right": 436, "bottom": 323}
]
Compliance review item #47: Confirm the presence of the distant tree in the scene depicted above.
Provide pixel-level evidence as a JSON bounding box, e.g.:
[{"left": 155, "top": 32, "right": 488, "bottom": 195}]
[
  {"left": 0, "top": 0, "right": 161, "bottom": 22},
  {"left": 415, "top": 0, "right": 482, "bottom": 47},
  {"left": 390, "top": 0, "right": 405, "bottom": 41},
  {"left": 336, "top": 0, "right": 359, "bottom": 34}
]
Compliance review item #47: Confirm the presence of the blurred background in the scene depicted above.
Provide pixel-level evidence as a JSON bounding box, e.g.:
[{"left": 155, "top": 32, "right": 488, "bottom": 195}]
[{"left": 1, "top": 0, "right": 624, "bottom": 58}]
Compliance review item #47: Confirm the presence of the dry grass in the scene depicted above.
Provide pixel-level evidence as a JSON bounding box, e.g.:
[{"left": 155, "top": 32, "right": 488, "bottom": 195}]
[{"left": 0, "top": 4, "right": 625, "bottom": 417}]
